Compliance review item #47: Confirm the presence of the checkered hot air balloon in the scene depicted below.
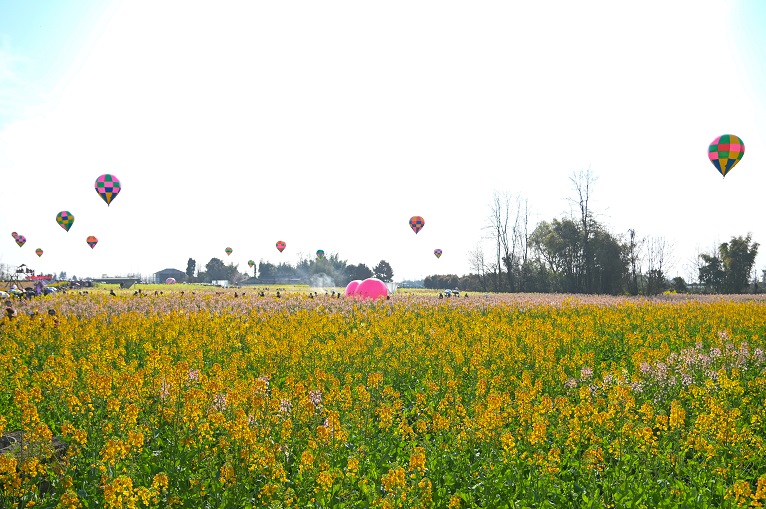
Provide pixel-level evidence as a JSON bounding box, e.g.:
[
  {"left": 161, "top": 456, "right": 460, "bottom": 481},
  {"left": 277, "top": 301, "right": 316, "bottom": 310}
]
[
  {"left": 56, "top": 211, "right": 75, "bottom": 232},
  {"left": 434, "top": 249, "right": 442, "bottom": 259},
  {"left": 95, "top": 174, "right": 121, "bottom": 206},
  {"left": 86, "top": 236, "right": 98, "bottom": 249},
  {"left": 16, "top": 235, "right": 26, "bottom": 247},
  {"left": 225, "top": 247, "right": 233, "bottom": 256},
  {"left": 35, "top": 248, "right": 43, "bottom": 257},
  {"left": 409, "top": 216, "right": 425, "bottom": 234},
  {"left": 276, "top": 241, "right": 286, "bottom": 253},
  {"left": 709, "top": 134, "right": 745, "bottom": 177}
]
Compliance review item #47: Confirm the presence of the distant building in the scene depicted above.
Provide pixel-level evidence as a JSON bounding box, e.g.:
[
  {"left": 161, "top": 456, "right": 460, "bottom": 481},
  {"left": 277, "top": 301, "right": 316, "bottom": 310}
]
[{"left": 154, "top": 268, "right": 186, "bottom": 284}]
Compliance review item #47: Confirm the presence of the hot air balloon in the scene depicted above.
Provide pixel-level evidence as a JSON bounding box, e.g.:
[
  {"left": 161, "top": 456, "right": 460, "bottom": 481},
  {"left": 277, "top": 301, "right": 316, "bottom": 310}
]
[
  {"left": 276, "top": 241, "right": 286, "bottom": 253},
  {"left": 345, "top": 280, "right": 362, "bottom": 296},
  {"left": 166, "top": 277, "right": 176, "bottom": 284},
  {"left": 35, "top": 248, "right": 43, "bottom": 257},
  {"left": 709, "top": 134, "right": 745, "bottom": 177},
  {"left": 409, "top": 216, "right": 425, "bottom": 234},
  {"left": 11, "top": 232, "right": 18, "bottom": 239},
  {"left": 86, "top": 236, "right": 98, "bottom": 249},
  {"left": 95, "top": 174, "right": 121, "bottom": 206},
  {"left": 434, "top": 249, "right": 442, "bottom": 259},
  {"left": 356, "top": 278, "right": 388, "bottom": 299},
  {"left": 16, "top": 235, "right": 26, "bottom": 247},
  {"left": 225, "top": 247, "right": 233, "bottom": 256},
  {"left": 56, "top": 211, "right": 75, "bottom": 232},
  {"left": 248, "top": 260, "right": 255, "bottom": 268},
  {"left": 316, "top": 249, "right": 325, "bottom": 259}
]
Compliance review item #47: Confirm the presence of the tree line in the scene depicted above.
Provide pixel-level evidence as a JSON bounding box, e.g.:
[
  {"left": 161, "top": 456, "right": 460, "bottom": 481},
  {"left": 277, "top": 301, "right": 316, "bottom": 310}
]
[
  {"left": 183, "top": 255, "right": 395, "bottom": 287},
  {"left": 425, "top": 170, "right": 760, "bottom": 295}
]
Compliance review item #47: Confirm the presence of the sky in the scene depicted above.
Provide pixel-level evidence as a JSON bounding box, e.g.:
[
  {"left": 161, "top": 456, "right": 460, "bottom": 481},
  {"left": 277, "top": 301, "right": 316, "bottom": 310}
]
[{"left": 1, "top": 0, "right": 765, "bottom": 283}]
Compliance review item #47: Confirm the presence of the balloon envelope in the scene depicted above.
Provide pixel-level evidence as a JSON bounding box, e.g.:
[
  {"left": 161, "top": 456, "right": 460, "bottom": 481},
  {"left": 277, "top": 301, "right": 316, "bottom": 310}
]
[
  {"left": 409, "top": 216, "right": 425, "bottom": 234},
  {"left": 709, "top": 134, "right": 745, "bottom": 177},
  {"left": 434, "top": 249, "right": 442, "bottom": 259},
  {"left": 276, "top": 241, "right": 286, "bottom": 253},
  {"left": 11, "top": 231, "right": 18, "bottom": 239},
  {"left": 316, "top": 249, "right": 325, "bottom": 259},
  {"left": 86, "top": 235, "right": 98, "bottom": 249},
  {"left": 95, "top": 174, "right": 121, "bottom": 205},
  {"left": 166, "top": 277, "right": 176, "bottom": 284},
  {"left": 225, "top": 247, "right": 233, "bottom": 256},
  {"left": 56, "top": 211, "right": 75, "bottom": 231},
  {"left": 248, "top": 260, "right": 255, "bottom": 268},
  {"left": 345, "top": 280, "right": 362, "bottom": 296},
  {"left": 16, "top": 235, "right": 26, "bottom": 247},
  {"left": 35, "top": 248, "right": 43, "bottom": 257},
  {"left": 355, "top": 278, "right": 388, "bottom": 299}
]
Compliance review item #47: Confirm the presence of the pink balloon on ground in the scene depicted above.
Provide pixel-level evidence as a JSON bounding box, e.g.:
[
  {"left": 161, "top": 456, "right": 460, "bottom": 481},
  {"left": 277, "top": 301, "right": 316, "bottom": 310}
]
[
  {"left": 345, "top": 280, "right": 362, "bottom": 296},
  {"left": 355, "top": 278, "right": 388, "bottom": 299}
]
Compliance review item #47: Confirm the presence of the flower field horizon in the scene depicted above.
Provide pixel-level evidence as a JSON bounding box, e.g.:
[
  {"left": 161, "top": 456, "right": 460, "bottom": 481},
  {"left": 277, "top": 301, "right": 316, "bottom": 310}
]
[{"left": 2, "top": 290, "right": 766, "bottom": 508}]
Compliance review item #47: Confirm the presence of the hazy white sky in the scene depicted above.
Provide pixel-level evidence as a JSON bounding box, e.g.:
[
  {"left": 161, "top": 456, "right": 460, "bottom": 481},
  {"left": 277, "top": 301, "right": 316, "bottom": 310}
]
[{"left": 1, "top": 0, "right": 765, "bottom": 282}]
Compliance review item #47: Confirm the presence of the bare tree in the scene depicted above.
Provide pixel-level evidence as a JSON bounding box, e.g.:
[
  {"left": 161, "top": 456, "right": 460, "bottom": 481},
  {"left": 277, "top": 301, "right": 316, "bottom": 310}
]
[
  {"left": 486, "top": 191, "right": 530, "bottom": 292},
  {"left": 626, "top": 229, "right": 642, "bottom": 295},
  {"left": 644, "top": 236, "right": 673, "bottom": 295},
  {"left": 568, "top": 168, "right": 598, "bottom": 293},
  {"left": 486, "top": 191, "right": 510, "bottom": 292},
  {"left": 467, "top": 243, "right": 489, "bottom": 292}
]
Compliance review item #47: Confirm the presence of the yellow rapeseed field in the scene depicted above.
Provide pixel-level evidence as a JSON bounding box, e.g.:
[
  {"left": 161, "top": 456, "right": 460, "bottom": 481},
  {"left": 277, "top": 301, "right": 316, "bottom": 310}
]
[{"left": 1, "top": 290, "right": 765, "bottom": 508}]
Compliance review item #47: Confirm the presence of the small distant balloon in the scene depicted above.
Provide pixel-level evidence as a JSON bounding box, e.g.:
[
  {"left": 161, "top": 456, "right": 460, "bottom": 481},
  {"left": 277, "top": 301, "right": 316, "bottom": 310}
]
[
  {"left": 56, "top": 211, "right": 75, "bottom": 232},
  {"left": 35, "top": 248, "right": 43, "bottom": 257},
  {"left": 434, "top": 249, "right": 442, "bottom": 259},
  {"left": 709, "top": 134, "right": 745, "bottom": 177},
  {"left": 316, "top": 249, "right": 325, "bottom": 259},
  {"left": 166, "top": 277, "right": 176, "bottom": 284},
  {"left": 86, "top": 235, "right": 98, "bottom": 249},
  {"left": 95, "top": 174, "right": 121, "bottom": 206},
  {"left": 16, "top": 235, "right": 26, "bottom": 248},
  {"left": 276, "top": 241, "right": 286, "bottom": 253},
  {"left": 225, "top": 247, "right": 233, "bottom": 256},
  {"left": 409, "top": 216, "right": 425, "bottom": 234},
  {"left": 345, "top": 280, "right": 362, "bottom": 296},
  {"left": 11, "top": 231, "right": 18, "bottom": 239},
  {"left": 356, "top": 278, "right": 388, "bottom": 299},
  {"left": 248, "top": 260, "right": 255, "bottom": 268}
]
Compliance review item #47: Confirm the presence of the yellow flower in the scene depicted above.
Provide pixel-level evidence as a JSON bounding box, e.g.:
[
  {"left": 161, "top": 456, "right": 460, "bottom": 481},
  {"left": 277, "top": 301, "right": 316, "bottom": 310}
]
[
  {"left": 57, "top": 490, "right": 82, "bottom": 509},
  {"left": 346, "top": 457, "right": 359, "bottom": 478},
  {"left": 315, "top": 470, "right": 334, "bottom": 492},
  {"left": 668, "top": 400, "right": 686, "bottom": 430},
  {"left": 381, "top": 466, "right": 406, "bottom": 493},
  {"left": 409, "top": 447, "right": 427, "bottom": 474}
]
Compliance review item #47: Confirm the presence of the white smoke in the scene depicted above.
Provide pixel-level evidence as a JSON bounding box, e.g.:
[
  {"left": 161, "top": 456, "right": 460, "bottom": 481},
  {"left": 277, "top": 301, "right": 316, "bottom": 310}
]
[{"left": 310, "top": 273, "right": 335, "bottom": 289}]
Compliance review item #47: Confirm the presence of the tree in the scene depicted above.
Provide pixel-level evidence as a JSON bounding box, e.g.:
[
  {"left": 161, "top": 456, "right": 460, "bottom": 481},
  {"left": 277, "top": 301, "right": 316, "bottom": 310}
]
[
  {"left": 199, "top": 258, "right": 241, "bottom": 283},
  {"left": 346, "top": 264, "right": 373, "bottom": 282},
  {"left": 626, "top": 229, "right": 640, "bottom": 296},
  {"left": 698, "top": 234, "right": 759, "bottom": 293},
  {"left": 530, "top": 218, "right": 582, "bottom": 292},
  {"left": 643, "top": 236, "right": 673, "bottom": 295},
  {"left": 373, "top": 260, "right": 394, "bottom": 282},
  {"left": 186, "top": 258, "right": 196, "bottom": 281},
  {"left": 258, "top": 261, "right": 277, "bottom": 280},
  {"left": 486, "top": 191, "right": 530, "bottom": 292},
  {"left": 569, "top": 168, "right": 597, "bottom": 293},
  {"left": 671, "top": 277, "right": 687, "bottom": 293},
  {"left": 467, "top": 243, "right": 489, "bottom": 292}
]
